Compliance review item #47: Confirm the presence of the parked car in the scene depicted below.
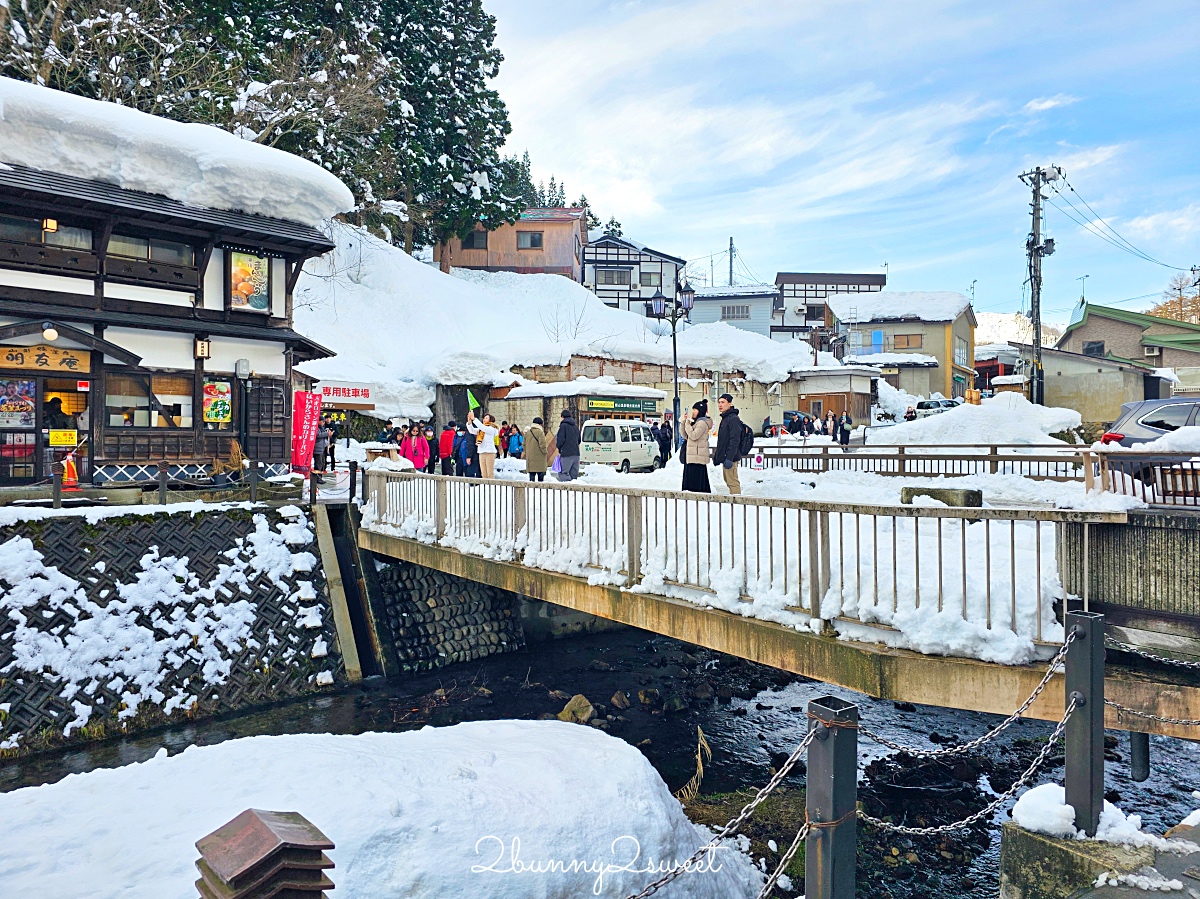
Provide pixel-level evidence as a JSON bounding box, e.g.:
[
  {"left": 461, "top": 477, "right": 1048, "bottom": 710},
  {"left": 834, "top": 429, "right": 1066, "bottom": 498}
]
[
  {"left": 1100, "top": 399, "right": 1200, "bottom": 448},
  {"left": 580, "top": 419, "right": 660, "bottom": 472},
  {"left": 914, "top": 399, "right": 957, "bottom": 419},
  {"left": 763, "top": 411, "right": 816, "bottom": 437}
]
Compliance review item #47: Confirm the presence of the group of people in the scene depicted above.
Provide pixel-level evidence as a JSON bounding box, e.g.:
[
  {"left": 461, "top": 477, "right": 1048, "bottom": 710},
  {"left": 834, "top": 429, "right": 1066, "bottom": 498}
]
[
  {"left": 678, "top": 393, "right": 750, "bottom": 495},
  {"left": 781, "top": 409, "right": 854, "bottom": 448},
  {"left": 310, "top": 414, "right": 341, "bottom": 481}
]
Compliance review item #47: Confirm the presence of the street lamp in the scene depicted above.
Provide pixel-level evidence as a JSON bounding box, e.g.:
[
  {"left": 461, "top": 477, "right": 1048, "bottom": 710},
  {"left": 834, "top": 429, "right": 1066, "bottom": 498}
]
[{"left": 652, "top": 281, "right": 695, "bottom": 448}]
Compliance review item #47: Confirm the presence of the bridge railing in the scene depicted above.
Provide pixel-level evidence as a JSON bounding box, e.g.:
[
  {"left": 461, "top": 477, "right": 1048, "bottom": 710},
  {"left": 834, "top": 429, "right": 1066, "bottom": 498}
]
[
  {"left": 364, "top": 471, "right": 1126, "bottom": 654},
  {"left": 744, "top": 443, "right": 1088, "bottom": 481},
  {"left": 1089, "top": 451, "right": 1200, "bottom": 507}
]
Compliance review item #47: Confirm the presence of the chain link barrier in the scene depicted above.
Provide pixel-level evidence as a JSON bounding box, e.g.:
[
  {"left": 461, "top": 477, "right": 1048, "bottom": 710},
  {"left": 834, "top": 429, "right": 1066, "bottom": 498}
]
[
  {"left": 858, "top": 696, "right": 1077, "bottom": 836},
  {"left": 624, "top": 728, "right": 819, "bottom": 899},
  {"left": 1105, "top": 698, "right": 1200, "bottom": 728},
  {"left": 755, "top": 822, "right": 811, "bottom": 899},
  {"left": 858, "top": 631, "right": 1075, "bottom": 760},
  {"left": 1105, "top": 636, "right": 1200, "bottom": 671}
]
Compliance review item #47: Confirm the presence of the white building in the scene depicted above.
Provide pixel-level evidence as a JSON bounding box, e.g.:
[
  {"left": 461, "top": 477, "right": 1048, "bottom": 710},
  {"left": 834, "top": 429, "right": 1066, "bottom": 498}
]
[
  {"left": 582, "top": 234, "right": 686, "bottom": 312},
  {"left": 687, "top": 285, "right": 779, "bottom": 337}
]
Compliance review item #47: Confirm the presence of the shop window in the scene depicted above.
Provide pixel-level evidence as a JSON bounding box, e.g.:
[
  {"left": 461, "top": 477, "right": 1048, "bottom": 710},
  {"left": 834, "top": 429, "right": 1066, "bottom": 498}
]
[{"left": 106, "top": 374, "right": 193, "bottom": 428}]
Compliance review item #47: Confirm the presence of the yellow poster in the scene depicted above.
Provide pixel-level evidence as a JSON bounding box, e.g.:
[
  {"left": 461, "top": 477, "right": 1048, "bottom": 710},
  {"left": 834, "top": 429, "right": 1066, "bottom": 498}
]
[
  {"left": 230, "top": 252, "right": 271, "bottom": 312},
  {"left": 49, "top": 429, "right": 77, "bottom": 446},
  {"left": 0, "top": 345, "right": 90, "bottom": 373}
]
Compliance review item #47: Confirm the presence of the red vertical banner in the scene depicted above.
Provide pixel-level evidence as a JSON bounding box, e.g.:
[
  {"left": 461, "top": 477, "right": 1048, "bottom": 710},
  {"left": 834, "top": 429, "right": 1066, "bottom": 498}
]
[{"left": 291, "top": 391, "right": 323, "bottom": 474}]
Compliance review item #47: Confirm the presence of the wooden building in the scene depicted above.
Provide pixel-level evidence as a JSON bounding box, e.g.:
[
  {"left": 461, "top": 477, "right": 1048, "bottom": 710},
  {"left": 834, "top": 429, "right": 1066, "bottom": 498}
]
[
  {"left": 581, "top": 235, "right": 686, "bottom": 311},
  {"left": 435, "top": 208, "right": 588, "bottom": 280},
  {"left": 0, "top": 163, "right": 335, "bottom": 485}
]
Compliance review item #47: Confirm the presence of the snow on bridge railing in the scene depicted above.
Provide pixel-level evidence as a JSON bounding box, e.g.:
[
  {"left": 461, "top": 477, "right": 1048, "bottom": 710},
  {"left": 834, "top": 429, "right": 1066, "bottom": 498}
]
[
  {"left": 745, "top": 443, "right": 1088, "bottom": 482},
  {"left": 362, "top": 471, "right": 1127, "bottom": 664}
]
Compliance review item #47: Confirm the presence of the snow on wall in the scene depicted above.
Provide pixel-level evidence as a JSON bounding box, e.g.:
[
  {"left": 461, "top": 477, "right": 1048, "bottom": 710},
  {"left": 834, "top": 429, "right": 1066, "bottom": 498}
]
[
  {"left": 0, "top": 722, "right": 764, "bottom": 899},
  {"left": 0, "top": 506, "right": 339, "bottom": 752},
  {"left": 0, "top": 78, "right": 353, "bottom": 227},
  {"left": 293, "top": 224, "right": 825, "bottom": 418}
]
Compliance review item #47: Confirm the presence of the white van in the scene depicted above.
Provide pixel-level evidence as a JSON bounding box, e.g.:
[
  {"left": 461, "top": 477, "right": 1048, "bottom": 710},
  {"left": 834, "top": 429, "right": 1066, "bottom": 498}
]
[{"left": 580, "top": 419, "right": 660, "bottom": 472}]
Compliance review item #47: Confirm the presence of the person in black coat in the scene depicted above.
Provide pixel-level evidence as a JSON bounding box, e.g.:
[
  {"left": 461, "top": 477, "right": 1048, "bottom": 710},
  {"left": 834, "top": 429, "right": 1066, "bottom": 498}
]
[
  {"left": 555, "top": 410, "right": 581, "bottom": 481},
  {"left": 656, "top": 416, "right": 674, "bottom": 466},
  {"left": 712, "top": 393, "right": 745, "bottom": 496}
]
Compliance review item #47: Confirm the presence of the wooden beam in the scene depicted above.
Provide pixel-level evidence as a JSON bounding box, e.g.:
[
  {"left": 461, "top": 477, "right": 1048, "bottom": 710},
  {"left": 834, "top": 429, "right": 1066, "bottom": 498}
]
[{"left": 313, "top": 504, "right": 363, "bottom": 683}]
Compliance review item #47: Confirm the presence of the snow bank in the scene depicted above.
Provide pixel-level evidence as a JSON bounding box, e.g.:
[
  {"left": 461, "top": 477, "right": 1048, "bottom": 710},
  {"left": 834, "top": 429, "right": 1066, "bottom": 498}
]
[
  {"left": 0, "top": 722, "right": 762, "bottom": 899},
  {"left": 0, "top": 78, "right": 353, "bottom": 227},
  {"left": 869, "top": 392, "right": 1079, "bottom": 446},
  {"left": 873, "top": 379, "right": 925, "bottom": 422},
  {"left": 294, "top": 224, "right": 821, "bottom": 417},
  {"left": 828, "top": 290, "right": 970, "bottom": 323},
  {"left": 1013, "top": 784, "right": 1200, "bottom": 851}
]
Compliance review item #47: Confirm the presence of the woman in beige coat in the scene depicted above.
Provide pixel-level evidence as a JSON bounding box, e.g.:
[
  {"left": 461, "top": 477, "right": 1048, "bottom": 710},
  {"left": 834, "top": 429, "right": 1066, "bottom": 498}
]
[
  {"left": 525, "top": 417, "right": 549, "bottom": 482},
  {"left": 679, "top": 399, "right": 713, "bottom": 493}
]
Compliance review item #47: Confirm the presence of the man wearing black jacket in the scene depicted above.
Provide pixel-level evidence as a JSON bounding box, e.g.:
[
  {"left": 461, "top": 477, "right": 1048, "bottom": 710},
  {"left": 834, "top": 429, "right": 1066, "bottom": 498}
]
[
  {"left": 555, "top": 409, "right": 581, "bottom": 481},
  {"left": 713, "top": 393, "right": 744, "bottom": 495}
]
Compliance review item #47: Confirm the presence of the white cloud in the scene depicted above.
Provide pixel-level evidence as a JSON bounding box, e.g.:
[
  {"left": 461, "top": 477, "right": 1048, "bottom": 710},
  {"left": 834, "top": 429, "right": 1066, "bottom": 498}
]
[
  {"left": 1125, "top": 202, "right": 1200, "bottom": 239},
  {"left": 1022, "top": 94, "right": 1081, "bottom": 113}
]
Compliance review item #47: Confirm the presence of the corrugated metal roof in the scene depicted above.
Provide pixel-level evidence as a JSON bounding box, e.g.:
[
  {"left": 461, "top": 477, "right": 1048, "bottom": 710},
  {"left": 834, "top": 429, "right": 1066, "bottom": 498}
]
[
  {"left": 519, "top": 207, "right": 586, "bottom": 223},
  {"left": 0, "top": 163, "right": 335, "bottom": 254},
  {"left": 775, "top": 272, "right": 887, "bottom": 286}
]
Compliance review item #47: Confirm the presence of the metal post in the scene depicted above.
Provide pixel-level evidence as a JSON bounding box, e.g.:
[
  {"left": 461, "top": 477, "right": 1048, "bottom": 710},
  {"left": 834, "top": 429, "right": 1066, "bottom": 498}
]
[
  {"left": 806, "top": 696, "right": 859, "bottom": 899},
  {"left": 671, "top": 319, "right": 681, "bottom": 450},
  {"left": 1065, "top": 610, "right": 1105, "bottom": 836},
  {"left": 989, "top": 445, "right": 999, "bottom": 475},
  {"left": 625, "top": 493, "right": 643, "bottom": 586},
  {"left": 897, "top": 446, "right": 906, "bottom": 475},
  {"left": 157, "top": 459, "right": 169, "bottom": 505},
  {"left": 1129, "top": 732, "right": 1150, "bottom": 783},
  {"left": 436, "top": 478, "right": 448, "bottom": 539},
  {"left": 309, "top": 468, "right": 318, "bottom": 507},
  {"left": 51, "top": 461, "right": 63, "bottom": 509},
  {"left": 249, "top": 459, "right": 259, "bottom": 503},
  {"left": 348, "top": 460, "right": 357, "bottom": 503}
]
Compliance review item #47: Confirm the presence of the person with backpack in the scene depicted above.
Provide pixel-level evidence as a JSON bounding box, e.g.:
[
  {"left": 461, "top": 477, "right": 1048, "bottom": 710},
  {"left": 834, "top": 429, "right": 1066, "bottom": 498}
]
[
  {"left": 439, "top": 421, "right": 457, "bottom": 475},
  {"left": 507, "top": 424, "right": 524, "bottom": 459},
  {"left": 713, "top": 393, "right": 751, "bottom": 496}
]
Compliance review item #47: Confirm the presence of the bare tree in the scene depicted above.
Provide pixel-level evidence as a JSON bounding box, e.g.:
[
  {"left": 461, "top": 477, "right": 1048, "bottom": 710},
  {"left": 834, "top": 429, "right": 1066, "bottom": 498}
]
[{"left": 1149, "top": 271, "right": 1200, "bottom": 324}]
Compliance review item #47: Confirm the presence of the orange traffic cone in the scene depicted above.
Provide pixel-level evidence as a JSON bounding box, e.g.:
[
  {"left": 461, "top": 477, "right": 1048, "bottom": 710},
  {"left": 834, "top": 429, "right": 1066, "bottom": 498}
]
[{"left": 62, "top": 452, "right": 80, "bottom": 491}]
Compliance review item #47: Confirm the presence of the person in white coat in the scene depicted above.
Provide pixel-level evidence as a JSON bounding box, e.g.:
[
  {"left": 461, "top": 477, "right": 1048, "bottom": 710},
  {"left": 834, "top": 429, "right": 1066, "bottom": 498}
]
[{"left": 466, "top": 409, "right": 500, "bottom": 479}]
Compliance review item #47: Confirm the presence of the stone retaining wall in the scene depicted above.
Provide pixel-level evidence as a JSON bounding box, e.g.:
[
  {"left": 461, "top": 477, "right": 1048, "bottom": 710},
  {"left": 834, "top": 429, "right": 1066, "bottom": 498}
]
[{"left": 0, "top": 505, "right": 343, "bottom": 757}]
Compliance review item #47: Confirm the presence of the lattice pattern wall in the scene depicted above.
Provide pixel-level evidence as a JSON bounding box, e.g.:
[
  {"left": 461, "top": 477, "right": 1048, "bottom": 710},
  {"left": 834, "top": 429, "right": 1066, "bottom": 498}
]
[{"left": 0, "top": 508, "right": 342, "bottom": 755}]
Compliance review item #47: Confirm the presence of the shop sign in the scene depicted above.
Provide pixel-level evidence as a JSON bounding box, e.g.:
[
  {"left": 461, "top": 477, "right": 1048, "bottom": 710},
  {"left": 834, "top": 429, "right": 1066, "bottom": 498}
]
[
  {"left": 48, "top": 429, "right": 77, "bottom": 446},
  {"left": 1, "top": 344, "right": 90, "bottom": 373},
  {"left": 202, "top": 380, "right": 233, "bottom": 424},
  {"left": 0, "top": 379, "right": 35, "bottom": 427},
  {"left": 585, "top": 396, "right": 658, "bottom": 414},
  {"left": 291, "top": 391, "right": 323, "bottom": 474},
  {"left": 317, "top": 381, "right": 375, "bottom": 408},
  {"left": 230, "top": 252, "right": 271, "bottom": 313}
]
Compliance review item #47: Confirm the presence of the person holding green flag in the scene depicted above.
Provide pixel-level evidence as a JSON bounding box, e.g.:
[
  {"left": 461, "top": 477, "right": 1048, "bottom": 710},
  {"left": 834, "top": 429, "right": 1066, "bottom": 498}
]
[{"left": 466, "top": 408, "right": 500, "bottom": 479}]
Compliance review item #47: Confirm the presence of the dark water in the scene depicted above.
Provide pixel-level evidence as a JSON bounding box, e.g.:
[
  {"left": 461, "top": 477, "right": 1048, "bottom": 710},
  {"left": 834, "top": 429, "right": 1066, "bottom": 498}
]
[{"left": 3, "top": 628, "right": 1198, "bottom": 899}]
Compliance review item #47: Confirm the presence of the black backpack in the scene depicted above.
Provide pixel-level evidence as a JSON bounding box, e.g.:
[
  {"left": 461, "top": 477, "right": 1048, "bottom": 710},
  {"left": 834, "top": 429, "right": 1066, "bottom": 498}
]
[{"left": 738, "top": 422, "right": 755, "bottom": 458}]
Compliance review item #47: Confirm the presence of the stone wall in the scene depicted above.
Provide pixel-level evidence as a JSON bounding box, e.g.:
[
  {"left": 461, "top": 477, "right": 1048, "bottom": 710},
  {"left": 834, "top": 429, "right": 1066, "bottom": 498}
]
[
  {"left": 0, "top": 506, "right": 343, "bottom": 756},
  {"left": 372, "top": 559, "right": 526, "bottom": 670}
]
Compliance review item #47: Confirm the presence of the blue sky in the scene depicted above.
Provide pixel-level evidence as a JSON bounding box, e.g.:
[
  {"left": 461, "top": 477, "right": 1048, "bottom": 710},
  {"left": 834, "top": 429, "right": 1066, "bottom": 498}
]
[{"left": 485, "top": 0, "right": 1200, "bottom": 323}]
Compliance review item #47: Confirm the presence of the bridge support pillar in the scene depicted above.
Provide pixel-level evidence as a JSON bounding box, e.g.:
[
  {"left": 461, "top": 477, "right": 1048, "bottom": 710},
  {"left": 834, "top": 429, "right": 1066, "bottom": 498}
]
[
  {"left": 806, "top": 695, "right": 858, "bottom": 899},
  {"left": 1065, "top": 610, "right": 1105, "bottom": 836}
]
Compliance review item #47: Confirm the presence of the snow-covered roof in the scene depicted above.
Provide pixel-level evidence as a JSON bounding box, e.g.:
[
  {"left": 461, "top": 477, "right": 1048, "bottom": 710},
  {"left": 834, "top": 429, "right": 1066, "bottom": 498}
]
[
  {"left": 694, "top": 284, "right": 779, "bottom": 298},
  {"left": 828, "top": 291, "right": 971, "bottom": 324},
  {"left": 991, "top": 374, "right": 1029, "bottom": 385},
  {"left": 0, "top": 77, "right": 353, "bottom": 227},
  {"left": 520, "top": 207, "right": 585, "bottom": 222},
  {"left": 293, "top": 225, "right": 829, "bottom": 418},
  {"left": 844, "top": 352, "right": 938, "bottom": 367},
  {"left": 506, "top": 377, "right": 666, "bottom": 400}
]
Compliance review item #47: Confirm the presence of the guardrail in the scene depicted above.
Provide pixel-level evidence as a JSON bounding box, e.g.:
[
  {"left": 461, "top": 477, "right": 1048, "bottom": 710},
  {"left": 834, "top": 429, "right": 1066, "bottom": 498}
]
[
  {"left": 364, "top": 471, "right": 1126, "bottom": 653},
  {"left": 1088, "top": 451, "right": 1200, "bottom": 507},
  {"left": 743, "top": 444, "right": 1088, "bottom": 481}
]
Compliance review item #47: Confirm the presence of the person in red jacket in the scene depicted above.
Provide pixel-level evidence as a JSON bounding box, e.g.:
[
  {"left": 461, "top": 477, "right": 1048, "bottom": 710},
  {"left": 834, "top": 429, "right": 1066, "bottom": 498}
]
[{"left": 438, "top": 421, "right": 457, "bottom": 475}]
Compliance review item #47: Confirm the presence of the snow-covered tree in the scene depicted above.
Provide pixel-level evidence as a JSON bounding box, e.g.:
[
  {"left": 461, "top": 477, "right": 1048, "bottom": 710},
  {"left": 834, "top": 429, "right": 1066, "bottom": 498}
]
[{"left": 603, "top": 216, "right": 624, "bottom": 238}]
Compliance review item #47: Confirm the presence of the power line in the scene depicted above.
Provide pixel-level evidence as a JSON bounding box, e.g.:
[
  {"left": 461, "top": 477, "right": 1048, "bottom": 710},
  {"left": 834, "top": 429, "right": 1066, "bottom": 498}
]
[{"left": 1046, "top": 179, "right": 1188, "bottom": 271}]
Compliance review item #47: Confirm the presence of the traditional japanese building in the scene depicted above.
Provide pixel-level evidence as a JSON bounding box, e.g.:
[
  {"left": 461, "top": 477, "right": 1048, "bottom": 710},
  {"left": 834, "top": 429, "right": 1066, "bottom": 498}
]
[{"left": 0, "top": 164, "right": 336, "bottom": 485}]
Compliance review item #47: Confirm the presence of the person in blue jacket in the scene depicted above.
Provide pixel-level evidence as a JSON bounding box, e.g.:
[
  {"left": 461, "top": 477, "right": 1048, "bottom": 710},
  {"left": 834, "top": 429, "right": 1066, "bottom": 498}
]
[{"left": 507, "top": 425, "right": 524, "bottom": 459}]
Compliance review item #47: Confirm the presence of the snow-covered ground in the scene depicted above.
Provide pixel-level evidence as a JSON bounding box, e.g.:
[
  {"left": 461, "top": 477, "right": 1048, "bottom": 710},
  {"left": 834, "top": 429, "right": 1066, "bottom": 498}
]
[
  {"left": 0, "top": 77, "right": 352, "bottom": 226},
  {"left": 1013, "top": 783, "right": 1200, "bottom": 852},
  {"left": 0, "top": 721, "right": 764, "bottom": 899},
  {"left": 867, "top": 392, "right": 1080, "bottom": 448}
]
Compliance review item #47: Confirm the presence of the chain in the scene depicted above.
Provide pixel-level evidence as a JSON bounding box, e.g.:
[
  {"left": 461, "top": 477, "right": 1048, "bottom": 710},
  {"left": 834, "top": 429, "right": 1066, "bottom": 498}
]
[
  {"left": 1105, "top": 636, "right": 1200, "bottom": 670},
  {"left": 1105, "top": 698, "right": 1200, "bottom": 728},
  {"left": 859, "top": 631, "right": 1075, "bottom": 759},
  {"left": 756, "top": 822, "right": 810, "bottom": 899},
  {"left": 859, "top": 696, "right": 1077, "bottom": 836},
  {"left": 624, "top": 728, "right": 819, "bottom": 899}
]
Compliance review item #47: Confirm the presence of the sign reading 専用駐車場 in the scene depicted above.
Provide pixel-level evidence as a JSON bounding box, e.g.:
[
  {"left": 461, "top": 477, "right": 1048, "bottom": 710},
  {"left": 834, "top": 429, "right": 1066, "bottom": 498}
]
[
  {"left": 291, "top": 391, "right": 323, "bottom": 475},
  {"left": 316, "top": 381, "right": 376, "bottom": 410},
  {"left": 0, "top": 344, "right": 90, "bottom": 373}
]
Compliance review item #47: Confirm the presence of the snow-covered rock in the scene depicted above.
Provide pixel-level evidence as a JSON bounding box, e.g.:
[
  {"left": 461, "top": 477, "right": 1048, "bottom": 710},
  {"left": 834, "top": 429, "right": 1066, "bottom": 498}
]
[
  {"left": 0, "top": 78, "right": 353, "bottom": 227},
  {"left": 0, "top": 722, "right": 763, "bottom": 899}
]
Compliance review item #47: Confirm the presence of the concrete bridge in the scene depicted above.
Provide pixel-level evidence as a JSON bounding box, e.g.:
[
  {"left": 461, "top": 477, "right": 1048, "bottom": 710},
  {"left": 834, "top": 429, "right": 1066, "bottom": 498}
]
[{"left": 357, "top": 470, "right": 1200, "bottom": 739}]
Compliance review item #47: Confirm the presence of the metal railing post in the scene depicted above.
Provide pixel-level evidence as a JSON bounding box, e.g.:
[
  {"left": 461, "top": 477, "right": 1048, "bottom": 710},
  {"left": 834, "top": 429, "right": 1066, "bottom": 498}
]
[
  {"left": 512, "top": 482, "right": 526, "bottom": 537},
  {"left": 1065, "top": 610, "right": 1105, "bottom": 836},
  {"left": 436, "top": 477, "right": 448, "bottom": 539},
  {"left": 157, "top": 459, "right": 169, "bottom": 504},
  {"left": 1129, "top": 731, "right": 1150, "bottom": 783},
  {"left": 249, "top": 459, "right": 259, "bottom": 503},
  {"left": 348, "top": 460, "right": 357, "bottom": 503},
  {"left": 806, "top": 696, "right": 859, "bottom": 899},
  {"left": 51, "top": 461, "right": 63, "bottom": 509},
  {"left": 626, "top": 493, "right": 643, "bottom": 586}
]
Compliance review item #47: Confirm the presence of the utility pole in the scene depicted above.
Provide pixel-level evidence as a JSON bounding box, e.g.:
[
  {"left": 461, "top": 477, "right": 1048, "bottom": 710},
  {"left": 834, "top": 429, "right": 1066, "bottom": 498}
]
[
  {"left": 729, "top": 237, "right": 735, "bottom": 287},
  {"left": 1018, "top": 165, "right": 1062, "bottom": 405}
]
